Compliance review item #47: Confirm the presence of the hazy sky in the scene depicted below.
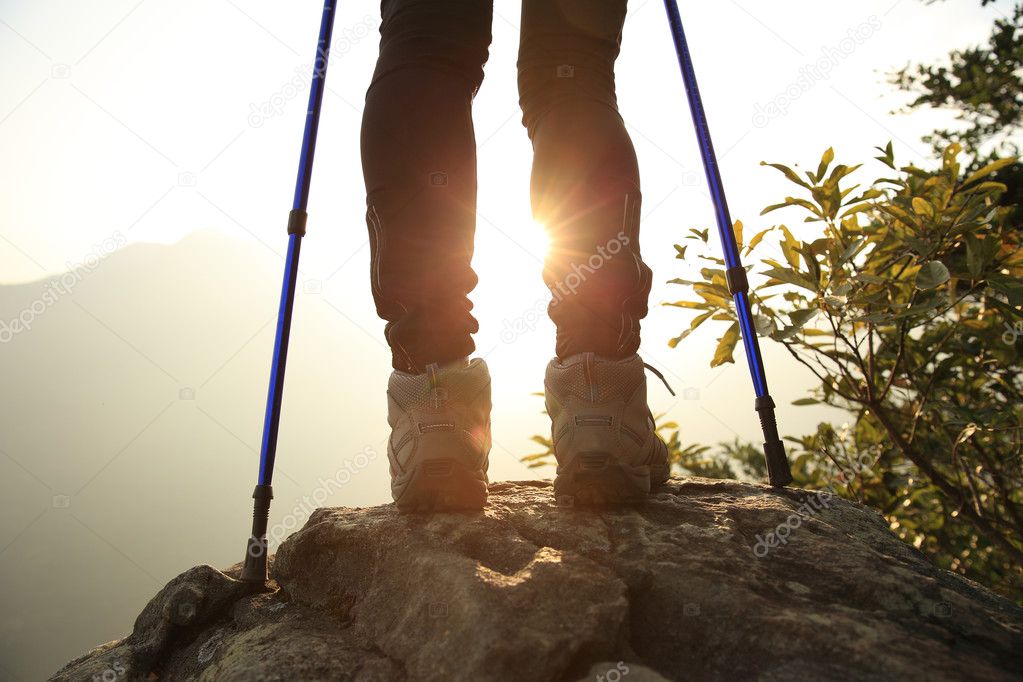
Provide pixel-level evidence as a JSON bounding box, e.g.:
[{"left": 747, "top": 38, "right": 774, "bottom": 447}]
[{"left": 0, "top": 0, "right": 1014, "bottom": 678}]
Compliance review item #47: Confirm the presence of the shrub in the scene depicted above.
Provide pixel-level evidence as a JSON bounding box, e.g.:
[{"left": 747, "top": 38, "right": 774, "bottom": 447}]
[{"left": 666, "top": 144, "right": 1023, "bottom": 599}]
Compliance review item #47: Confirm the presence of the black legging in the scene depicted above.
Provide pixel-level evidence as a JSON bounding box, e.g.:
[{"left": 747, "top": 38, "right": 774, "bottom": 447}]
[{"left": 362, "top": 0, "right": 653, "bottom": 373}]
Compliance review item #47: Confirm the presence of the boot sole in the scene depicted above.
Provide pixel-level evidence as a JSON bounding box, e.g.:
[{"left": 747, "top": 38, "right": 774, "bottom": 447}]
[
  {"left": 392, "top": 458, "right": 488, "bottom": 513},
  {"left": 554, "top": 452, "right": 663, "bottom": 507}
]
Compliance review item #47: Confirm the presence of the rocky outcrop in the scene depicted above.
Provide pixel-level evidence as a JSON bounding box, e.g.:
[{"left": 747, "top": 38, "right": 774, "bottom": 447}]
[{"left": 51, "top": 478, "right": 1023, "bottom": 681}]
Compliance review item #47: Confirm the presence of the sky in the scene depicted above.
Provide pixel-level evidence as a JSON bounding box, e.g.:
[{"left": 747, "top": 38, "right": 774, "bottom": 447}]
[{"left": 0, "top": 0, "right": 1015, "bottom": 678}]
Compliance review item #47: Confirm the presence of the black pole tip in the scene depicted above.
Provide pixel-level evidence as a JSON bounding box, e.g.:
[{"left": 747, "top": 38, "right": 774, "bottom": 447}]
[
  {"left": 240, "top": 535, "right": 268, "bottom": 583},
  {"left": 755, "top": 395, "right": 793, "bottom": 487},
  {"left": 764, "top": 439, "right": 793, "bottom": 487},
  {"left": 240, "top": 484, "right": 273, "bottom": 583}
]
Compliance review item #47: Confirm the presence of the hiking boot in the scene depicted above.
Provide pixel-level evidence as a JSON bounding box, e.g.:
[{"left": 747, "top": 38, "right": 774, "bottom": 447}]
[
  {"left": 544, "top": 352, "right": 671, "bottom": 505},
  {"left": 387, "top": 358, "right": 491, "bottom": 511}
]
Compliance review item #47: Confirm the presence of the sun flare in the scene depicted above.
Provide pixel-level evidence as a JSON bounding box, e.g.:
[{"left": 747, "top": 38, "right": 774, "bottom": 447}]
[{"left": 473, "top": 217, "right": 551, "bottom": 278}]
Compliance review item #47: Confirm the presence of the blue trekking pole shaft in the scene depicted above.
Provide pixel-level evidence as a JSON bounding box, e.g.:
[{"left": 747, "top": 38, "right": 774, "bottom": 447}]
[
  {"left": 661, "top": 0, "right": 792, "bottom": 486},
  {"left": 242, "top": 0, "right": 337, "bottom": 583}
]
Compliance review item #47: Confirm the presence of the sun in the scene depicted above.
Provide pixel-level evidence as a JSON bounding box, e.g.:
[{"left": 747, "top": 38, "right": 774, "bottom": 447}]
[{"left": 472, "top": 214, "right": 551, "bottom": 280}]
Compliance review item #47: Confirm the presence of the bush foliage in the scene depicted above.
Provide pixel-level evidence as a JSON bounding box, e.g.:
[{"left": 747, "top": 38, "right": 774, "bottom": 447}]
[{"left": 666, "top": 144, "right": 1023, "bottom": 600}]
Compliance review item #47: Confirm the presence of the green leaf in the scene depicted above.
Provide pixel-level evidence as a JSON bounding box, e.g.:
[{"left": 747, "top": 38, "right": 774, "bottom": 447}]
[
  {"left": 789, "top": 307, "right": 819, "bottom": 329},
  {"left": 779, "top": 225, "right": 802, "bottom": 269},
  {"left": 754, "top": 314, "right": 775, "bottom": 336},
  {"left": 966, "top": 181, "right": 1009, "bottom": 195},
  {"left": 954, "top": 423, "right": 978, "bottom": 447},
  {"left": 711, "top": 322, "right": 740, "bottom": 368},
  {"left": 744, "top": 226, "right": 774, "bottom": 255},
  {"left": 771, "top": 324, "right": 803, "bottom": 341},
  {"left": 915, "top": 261, "right": 950, "bottom": 290},
  {"left": 832, "top": 281, "right": 854, "bottom": 296},
  {"left": 695, "top": 288, "right": 731, "bottom": 307},
  {"left": 761, "top": 267, "right": 818, "bottom": 292},
  {"left": 837, "top": 236, "right": 866, "bottom": 266},
  {"left": 855, "top": 311, "right": 894, "bottom": 325},
  {"left": 841, "top": 203, "right": 873, "bottom": 218},
  {"left": 962, "top": 157, "right": 1017, "bottom": 187},
  {"left": 965, "top": 235, "right": 997, "bottom": 278},
  {"left": 674, "top": 244, "right": 688, "bottom": 260},
  {"left": 799, "top": 245, "right": 822, "bottom": 285},
  {"left": 988, "top": 276, "right": 1023, "bottom": 306},
  {"left": 891, "top": 297, "right": 944, "bottom": 320},
  {"left": 689, "top": 310, "right": 716, "bottom": 328},
  {"left": 791, "top": 398, "right": 820, "bottom": 406},
  {"left": 761, "top": 196, "right": 823, "bottom": 217},
  {"left": 815, "top": 147, "right": 835, "bottom": 183},
  {"left": 874, "top": 141, "right": 895, "bottom": 169},
  {"left": 668, "top": 310, "right": 715, "bottom": 348},
  {"left": 911, "top": 197, "right": 934, "bottom": 217},
  {"left": 828, "top": 163, "right": 861, "bottom": 187},
  {"left": 761, "top": 162, "right": 812, "bottom": 189},
  {"left": 824, "top": 295, "right": 847, "bottom": 308}
]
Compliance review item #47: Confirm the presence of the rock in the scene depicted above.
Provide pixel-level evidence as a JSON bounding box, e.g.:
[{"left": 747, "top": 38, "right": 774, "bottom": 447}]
[{"left": 51, "top": 478, "right": 1023, "bottom": 681}]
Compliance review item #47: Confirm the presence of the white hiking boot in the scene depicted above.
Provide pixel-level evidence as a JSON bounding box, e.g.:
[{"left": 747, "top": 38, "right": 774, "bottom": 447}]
[
  {"left": 387, "top": 358, "right": 491, "bottom": 511},
  {"left": 544, "top": 352, "right": 671, "bottom": 505}
]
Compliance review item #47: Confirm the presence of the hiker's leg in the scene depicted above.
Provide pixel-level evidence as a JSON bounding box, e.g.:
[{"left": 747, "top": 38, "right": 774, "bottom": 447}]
[
  {"left": 518, "top": 0, "right": 652, "bottom": 359},
  {"left": 362, "top": 0, "right": 494, "bottom": 373}
]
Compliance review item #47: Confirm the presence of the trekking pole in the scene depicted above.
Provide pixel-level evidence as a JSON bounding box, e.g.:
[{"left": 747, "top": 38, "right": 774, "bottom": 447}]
[
  {"left": 241, "top": 0, "right": 337, "bottom": 583},
  {"left": 661, "top": 1, "right": 793, "bottom": 486}
]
